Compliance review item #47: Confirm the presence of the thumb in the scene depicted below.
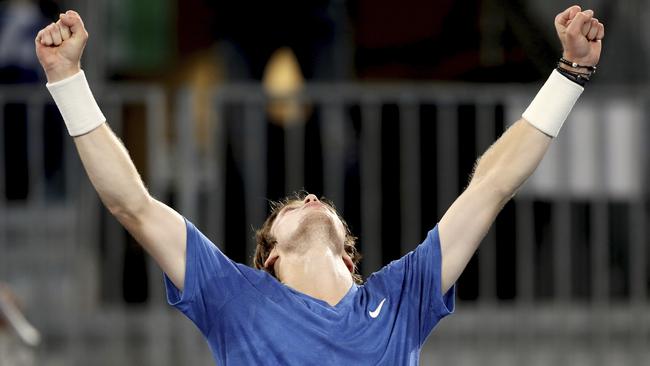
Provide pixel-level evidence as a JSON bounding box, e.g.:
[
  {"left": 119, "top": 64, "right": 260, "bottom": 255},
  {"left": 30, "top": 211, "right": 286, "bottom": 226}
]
[{"left": 59, "top": 10, "right": 86, "bottom": 37}]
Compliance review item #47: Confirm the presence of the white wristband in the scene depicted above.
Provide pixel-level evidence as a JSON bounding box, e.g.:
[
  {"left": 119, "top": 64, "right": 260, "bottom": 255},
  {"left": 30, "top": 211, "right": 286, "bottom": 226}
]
[
  {"left": 46, "top": 70, "right": 106, "bottom": 137},
  {"left": 522, "top": 69, "right": 584, "bottom": 137}
]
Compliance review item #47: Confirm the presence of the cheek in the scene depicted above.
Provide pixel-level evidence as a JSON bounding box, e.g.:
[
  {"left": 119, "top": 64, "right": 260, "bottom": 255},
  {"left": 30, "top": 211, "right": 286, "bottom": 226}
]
[
  {"left": 332, "top": 215, "right": 347, "bottom": 239},
  {"left": 272, "top": 217, "right": 297, "bottom": 243}
]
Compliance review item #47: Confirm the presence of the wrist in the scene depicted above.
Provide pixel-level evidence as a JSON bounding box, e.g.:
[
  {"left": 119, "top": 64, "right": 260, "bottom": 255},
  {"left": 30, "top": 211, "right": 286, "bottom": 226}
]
[
  {"left": 46, "top": 70, "right": 106, "bottom": 136},
  {"left": 557, "top": 62, "right": 583, "bottom": 74},
  {"left": 45, "top": 64, "right": 81, "bottom": 83},
  {"left": 561, "top": 52, "right": 597, "bottom": 68},
  {"left": 522, "top": 69, "right": 583, "bottom": 137},
  {"left": 556, "top": 56, "right": 597, "bottom": 87}
]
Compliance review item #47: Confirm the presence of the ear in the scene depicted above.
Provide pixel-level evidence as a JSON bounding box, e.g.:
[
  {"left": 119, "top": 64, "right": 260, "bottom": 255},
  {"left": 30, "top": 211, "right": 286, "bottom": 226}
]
[
  {"left": 264, "top": 247, "right": 280, "bottom": 270},
  {"left": 342, "top": 253, "right": 354, "bottom": 274}
]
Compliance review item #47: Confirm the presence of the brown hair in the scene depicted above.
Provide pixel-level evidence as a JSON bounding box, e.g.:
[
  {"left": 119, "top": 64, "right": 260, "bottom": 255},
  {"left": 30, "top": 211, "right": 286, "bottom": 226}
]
[{"left": 253, "top": 192, "right": 363, "bottom": 284}]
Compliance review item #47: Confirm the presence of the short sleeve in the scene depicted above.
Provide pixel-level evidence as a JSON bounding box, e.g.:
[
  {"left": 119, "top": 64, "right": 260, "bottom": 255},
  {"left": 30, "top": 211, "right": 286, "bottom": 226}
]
[
  {"left": 413, "top": 226, "right": 455, "bottom": 331},
  {"left": 365, "top": 225, "right": 455, "bottom": 345},
  {"left": 163, "top": 218, "right": 250, "bottom": 335}
]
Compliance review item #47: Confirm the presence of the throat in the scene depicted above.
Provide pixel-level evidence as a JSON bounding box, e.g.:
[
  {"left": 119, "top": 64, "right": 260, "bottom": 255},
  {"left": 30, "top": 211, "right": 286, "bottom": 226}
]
[{"left": 277, "top": 248, "right": 353, "bottom": 306}]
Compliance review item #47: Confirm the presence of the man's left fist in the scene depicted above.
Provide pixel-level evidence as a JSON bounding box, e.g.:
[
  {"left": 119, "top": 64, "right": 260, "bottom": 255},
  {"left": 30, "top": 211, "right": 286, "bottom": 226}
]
[{"left": 554, "top": 5, "right": 604, "bottom": 66}]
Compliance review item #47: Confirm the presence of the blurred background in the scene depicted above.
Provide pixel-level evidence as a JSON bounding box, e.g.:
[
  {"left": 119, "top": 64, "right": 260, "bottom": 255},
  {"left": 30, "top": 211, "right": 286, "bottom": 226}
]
[{"left": 0, "top": 0, "right": 649, "bottom": 365}]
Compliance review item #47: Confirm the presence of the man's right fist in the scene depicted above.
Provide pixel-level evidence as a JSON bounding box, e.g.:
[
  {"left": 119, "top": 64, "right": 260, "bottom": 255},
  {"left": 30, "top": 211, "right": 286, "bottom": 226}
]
[{"left": 35, "top": 10, "right": 88, "bottom": 83}]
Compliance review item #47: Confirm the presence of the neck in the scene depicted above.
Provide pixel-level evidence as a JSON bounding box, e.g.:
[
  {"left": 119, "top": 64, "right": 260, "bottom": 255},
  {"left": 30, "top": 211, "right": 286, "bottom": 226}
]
[{"left": 276, "top": 245, "right": 353, "bottom": 306}]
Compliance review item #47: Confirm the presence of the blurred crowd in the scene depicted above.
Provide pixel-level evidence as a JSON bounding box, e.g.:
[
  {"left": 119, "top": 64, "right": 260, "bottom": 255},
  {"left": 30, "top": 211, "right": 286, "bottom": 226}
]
[{"left": 1, "top": 0, "right": 647, "bottom": 86}]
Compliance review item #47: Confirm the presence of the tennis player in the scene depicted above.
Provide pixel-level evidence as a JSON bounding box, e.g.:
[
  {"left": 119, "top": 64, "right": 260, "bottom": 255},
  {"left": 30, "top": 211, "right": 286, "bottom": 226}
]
[{"left": 36, "top": 6, "right": 603, "bottom": 365}]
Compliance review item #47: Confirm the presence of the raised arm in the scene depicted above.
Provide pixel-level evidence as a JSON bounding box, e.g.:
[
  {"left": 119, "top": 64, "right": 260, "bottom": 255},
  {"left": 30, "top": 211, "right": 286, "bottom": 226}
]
[
  {"left": 438, "top": 5, "right": 604, "bottom": 293},
  {"left": 35, "top": 11, "right": 187, "bottom": 289}
]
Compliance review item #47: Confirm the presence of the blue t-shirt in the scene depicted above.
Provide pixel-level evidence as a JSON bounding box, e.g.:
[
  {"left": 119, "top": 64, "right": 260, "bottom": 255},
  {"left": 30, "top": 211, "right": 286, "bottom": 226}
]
[{"left": 164, "top": 219, "right": 455, "bottom": 365}]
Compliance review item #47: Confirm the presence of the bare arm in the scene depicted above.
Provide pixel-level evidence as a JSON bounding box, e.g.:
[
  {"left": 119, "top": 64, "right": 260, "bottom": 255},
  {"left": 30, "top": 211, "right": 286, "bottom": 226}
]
[
  {"left": 74, "top": 125, "right": 186, "bottom": 288},
  {"left": 36, "top": 11, "right": 187, "bottom": 289},
  {"left": 439, "top": 120, "right": 549, "bottom": 292},
  {"left": 438, "top": 5, "right": 605, "bottom": 293}
]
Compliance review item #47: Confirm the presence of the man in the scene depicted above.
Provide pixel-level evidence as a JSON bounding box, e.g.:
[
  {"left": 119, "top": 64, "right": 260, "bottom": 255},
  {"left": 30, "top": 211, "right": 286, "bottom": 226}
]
[{"left": 35, "top": 6, "right": 604, "bottom": 365}]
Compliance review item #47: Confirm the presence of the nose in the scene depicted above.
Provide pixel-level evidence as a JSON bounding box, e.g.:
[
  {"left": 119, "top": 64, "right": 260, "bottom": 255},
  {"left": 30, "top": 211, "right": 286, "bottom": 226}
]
[{"left": 303, "top": 194, "right": 319, "bottom": 204}]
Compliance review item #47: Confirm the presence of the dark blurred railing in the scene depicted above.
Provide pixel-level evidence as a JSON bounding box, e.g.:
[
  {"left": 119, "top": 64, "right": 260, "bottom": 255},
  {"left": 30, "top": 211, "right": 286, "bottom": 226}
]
[{"left": 0, "top": 82, "right": 648, "bottom": 365}]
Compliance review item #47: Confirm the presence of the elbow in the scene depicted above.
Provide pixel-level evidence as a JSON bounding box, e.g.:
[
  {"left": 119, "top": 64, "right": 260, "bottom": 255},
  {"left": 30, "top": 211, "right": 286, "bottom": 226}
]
[
  {"left": 468, "top": 173, "right": 518, "bottom": 205},
  {"left": 106, "top": 193, "right": 153, "bottom": 223}
]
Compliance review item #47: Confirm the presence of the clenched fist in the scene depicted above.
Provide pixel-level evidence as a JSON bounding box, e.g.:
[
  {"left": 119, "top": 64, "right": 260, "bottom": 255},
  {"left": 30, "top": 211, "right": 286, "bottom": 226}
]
[
  {"left": 35, "top": 10, "right": 88, "bottom": 83},
  {"left": 555, "top": 5, "right": 604, "bottom": 67}
]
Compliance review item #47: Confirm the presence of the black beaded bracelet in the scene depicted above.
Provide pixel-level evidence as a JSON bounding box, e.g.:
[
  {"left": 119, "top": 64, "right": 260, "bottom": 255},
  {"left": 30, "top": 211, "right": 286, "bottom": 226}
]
[
  {"left": 558, "top": 57, "right": 597, "bottom": 73},
  {"left": 555, "top": 66, "right": 590, "bottom": 87}
]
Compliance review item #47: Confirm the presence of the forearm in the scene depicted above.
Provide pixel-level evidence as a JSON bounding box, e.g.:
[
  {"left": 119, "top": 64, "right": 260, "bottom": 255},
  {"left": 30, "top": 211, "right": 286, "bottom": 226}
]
[
  {"left": 440, "top": 115, "right": 558, "bottom": 292},
  {"left": 469, "top": 65, "right": 585, "bottom": 201},
  {"left": 42, "top": 63, "right": 151, "bottom": 217},
  {"left": 469, "top": 119, "right": 551, "bottom": 201},
  {"left": 74, "top": 123, "right": 151, "bottom": 219}
]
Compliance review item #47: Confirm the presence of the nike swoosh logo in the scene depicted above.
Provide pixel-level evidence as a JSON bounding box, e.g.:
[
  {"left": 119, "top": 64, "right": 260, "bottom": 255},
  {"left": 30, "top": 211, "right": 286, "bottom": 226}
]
[{"left": 369, "top": 298, "right": 386, "bottom": 318}]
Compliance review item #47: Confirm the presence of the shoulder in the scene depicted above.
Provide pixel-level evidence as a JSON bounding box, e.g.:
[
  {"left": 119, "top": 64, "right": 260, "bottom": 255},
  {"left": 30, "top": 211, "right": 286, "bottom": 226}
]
[{"left": 363, "top": 226, "right": 441, "bottom": 287}]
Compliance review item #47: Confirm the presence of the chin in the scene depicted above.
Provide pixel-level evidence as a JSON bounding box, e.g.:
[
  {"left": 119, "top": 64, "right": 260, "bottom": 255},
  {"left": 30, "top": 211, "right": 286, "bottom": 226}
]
[
  {"left": 297, "top": 211, "right": 334, "bottom": 235},
  {"left": 301, "top": 208, "right": 332, "bottom": 223},
  {"left": 289, "top": 212, "right": 345, "bottom": 252}
]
